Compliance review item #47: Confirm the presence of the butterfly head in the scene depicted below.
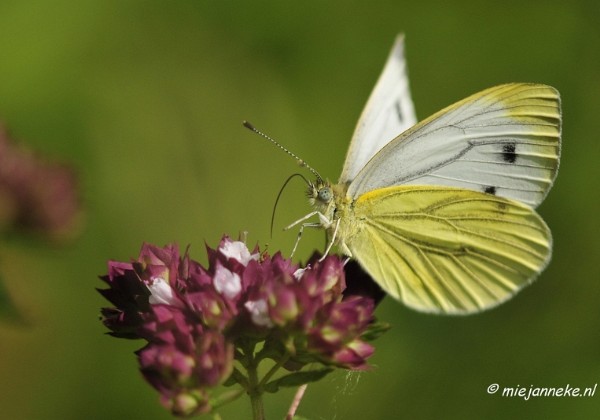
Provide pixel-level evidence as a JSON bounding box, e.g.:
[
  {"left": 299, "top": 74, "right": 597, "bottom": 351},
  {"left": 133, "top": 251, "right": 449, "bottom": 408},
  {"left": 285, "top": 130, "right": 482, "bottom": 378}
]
[{"left": 308, "top": 179, "right": 333, "bottom": 206}]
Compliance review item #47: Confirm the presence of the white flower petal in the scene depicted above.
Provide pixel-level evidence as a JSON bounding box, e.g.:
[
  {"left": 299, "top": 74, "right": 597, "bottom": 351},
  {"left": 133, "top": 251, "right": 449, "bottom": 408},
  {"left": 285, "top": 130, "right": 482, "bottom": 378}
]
[
  {"left": 147, "top": 277, "right": 182, "bottom": 307},
  {"left": 213, "top": 264, "right": 242, "bottom": 299},
  {"left": 244, "top": 299, "right": 273, "bottom": 327},
  {"left": 293, "top": 266, "right": 310, "bottom": 281},
  {"left": 219, "top": 240, "right": 259, "bottom": 266}
]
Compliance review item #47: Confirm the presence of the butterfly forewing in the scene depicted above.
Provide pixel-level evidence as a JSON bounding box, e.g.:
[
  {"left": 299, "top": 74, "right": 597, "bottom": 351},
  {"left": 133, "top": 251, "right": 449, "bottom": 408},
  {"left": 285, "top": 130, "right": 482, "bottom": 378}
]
[
  {"left": 343, "top": 185, "right": 552, "bottom": 314},
  {"left": 339, "top": 34, "right": 417, "bottom": 185},
  {"left": 347, "top": 84, "right": 561, "bottom": 208}
]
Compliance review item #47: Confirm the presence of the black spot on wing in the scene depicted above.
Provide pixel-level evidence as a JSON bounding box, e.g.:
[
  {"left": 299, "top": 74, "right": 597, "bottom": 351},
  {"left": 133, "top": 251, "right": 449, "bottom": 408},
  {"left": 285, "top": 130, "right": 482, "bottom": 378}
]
[
  {"left": 502, "top": 142, "right": 517, "bottom": 163},
  {"left": 484, "top": 186, "right": 497, "bottom": 195},
  {"left": 395, "top": 101, "right": 403, "bottom": 124}
]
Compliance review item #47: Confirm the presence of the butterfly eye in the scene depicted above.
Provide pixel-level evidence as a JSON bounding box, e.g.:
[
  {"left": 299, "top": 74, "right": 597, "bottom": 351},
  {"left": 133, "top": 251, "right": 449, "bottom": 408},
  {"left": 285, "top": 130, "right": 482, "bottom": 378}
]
[{"left": 317, "top": 187, "right": 333, "bottom": 203}]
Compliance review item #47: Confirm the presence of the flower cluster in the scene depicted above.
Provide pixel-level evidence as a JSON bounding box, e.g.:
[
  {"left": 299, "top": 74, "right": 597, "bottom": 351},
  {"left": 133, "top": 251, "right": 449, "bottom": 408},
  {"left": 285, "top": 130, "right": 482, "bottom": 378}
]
[
  {"left": 98, "top": 237, "right": 381, "bottom": 417},
  {"left": 0, "top": 125, "right": 80, "bottom": 240}
]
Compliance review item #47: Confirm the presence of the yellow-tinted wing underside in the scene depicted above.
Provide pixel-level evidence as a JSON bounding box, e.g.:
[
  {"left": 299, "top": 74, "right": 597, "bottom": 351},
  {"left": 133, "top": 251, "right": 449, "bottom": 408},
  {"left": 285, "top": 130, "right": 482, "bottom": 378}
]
[{"left": 344, "top": 185, "right": 552, "bottom": 314}]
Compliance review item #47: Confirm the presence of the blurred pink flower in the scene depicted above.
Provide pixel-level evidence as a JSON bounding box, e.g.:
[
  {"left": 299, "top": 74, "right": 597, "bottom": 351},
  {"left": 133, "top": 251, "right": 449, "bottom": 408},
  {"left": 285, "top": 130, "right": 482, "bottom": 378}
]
[{"left": 0, "top": 125, "right": 81, "bottom": 240}]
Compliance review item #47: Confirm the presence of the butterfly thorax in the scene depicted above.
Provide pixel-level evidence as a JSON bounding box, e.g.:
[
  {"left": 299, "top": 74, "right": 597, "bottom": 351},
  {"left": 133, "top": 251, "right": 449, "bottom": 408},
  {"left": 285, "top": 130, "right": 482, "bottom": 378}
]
[{"left": 308, "top": 180, "right": 356, "bottom": 253}]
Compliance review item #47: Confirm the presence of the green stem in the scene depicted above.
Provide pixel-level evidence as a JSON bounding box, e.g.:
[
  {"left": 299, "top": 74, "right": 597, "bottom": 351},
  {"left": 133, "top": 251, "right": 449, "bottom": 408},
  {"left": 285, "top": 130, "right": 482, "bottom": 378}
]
[
  {"left": 231, "top": 367, "right": 250, "bottom": 390},
  {"left": 258, "top": 354, "right": 290, "bottom": 389},
  {"left": 247, "top": 358, "right": 264, "bottom": 420},
  {"left": 242, "top": 341, "right": 265, "bottom": 420}
]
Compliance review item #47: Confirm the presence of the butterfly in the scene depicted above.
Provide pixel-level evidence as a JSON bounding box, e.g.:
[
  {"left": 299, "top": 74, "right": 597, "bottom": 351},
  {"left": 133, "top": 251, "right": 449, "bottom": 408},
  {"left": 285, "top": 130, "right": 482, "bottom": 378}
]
[{"left": 250, "top": 34, "right": 561, "bottom": 314}]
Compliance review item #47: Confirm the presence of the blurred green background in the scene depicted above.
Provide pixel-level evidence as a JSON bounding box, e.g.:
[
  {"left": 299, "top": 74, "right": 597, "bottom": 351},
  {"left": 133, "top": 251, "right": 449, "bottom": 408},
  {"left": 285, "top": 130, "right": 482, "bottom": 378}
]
[{"left": 0, "top": 1, "right": 598, "bottom": 419}]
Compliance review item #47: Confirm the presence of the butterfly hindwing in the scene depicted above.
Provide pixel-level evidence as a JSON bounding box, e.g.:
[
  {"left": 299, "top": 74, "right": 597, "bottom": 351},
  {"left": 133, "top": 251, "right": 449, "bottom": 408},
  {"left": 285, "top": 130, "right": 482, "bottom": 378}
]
[
  {"left": 343, "top": 185, "right": 552, "bottom": 314},
  {"left": 347, "top": 84, "right": 561, "bottom": 208}
]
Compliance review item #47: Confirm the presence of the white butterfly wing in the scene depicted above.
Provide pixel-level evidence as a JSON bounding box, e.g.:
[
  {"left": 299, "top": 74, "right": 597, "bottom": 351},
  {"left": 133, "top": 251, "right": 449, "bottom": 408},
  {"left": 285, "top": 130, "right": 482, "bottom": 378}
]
[
  {"left": 347, "top": 84, "right": 561, "bottom": 208},
  {"left": 339, "top": 34, "right": 417, "bottom": 185}
]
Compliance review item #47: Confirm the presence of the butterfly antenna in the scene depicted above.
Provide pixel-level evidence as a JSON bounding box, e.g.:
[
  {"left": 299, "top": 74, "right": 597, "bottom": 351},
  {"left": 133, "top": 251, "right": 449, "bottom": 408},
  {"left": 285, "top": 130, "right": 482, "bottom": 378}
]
[
  {"left": 270, "top": 173, "right": 310, "bottom": 238},
  {"left": 243, "top": 121, "right": 323, "bottom": 182}
]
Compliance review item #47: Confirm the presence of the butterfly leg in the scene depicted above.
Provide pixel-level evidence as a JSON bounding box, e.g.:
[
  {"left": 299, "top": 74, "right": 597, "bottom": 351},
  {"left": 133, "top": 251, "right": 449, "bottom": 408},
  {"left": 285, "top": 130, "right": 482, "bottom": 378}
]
[
  {"left": 284, "top": 211, "right": 320, "bottom": 231},
  {"left": 319, "top": 218, "right": 340, "bottom": 261},
  {"left": 285, "top": 211, "right": 333, "bottom": 258},
  {"left": 290, "top": 222, "right": 321, "bottom": 257}
]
